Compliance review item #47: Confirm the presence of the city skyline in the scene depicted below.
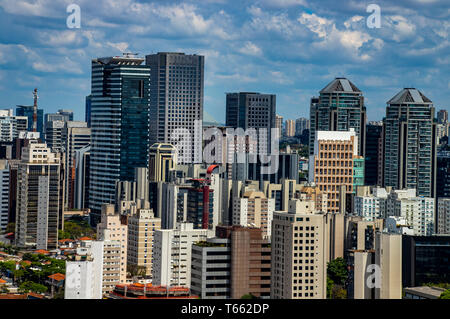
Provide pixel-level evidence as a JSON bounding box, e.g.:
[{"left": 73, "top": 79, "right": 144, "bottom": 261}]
[{"left": 0, "top": 0, "right": 448, "bottom": 123}]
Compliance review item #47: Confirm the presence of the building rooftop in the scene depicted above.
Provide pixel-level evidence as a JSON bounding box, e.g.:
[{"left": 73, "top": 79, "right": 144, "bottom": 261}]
[
  {"left": 320, "top": 78, "right": 361, "bottom": 94},
  {"left": 388, "top": 88, "right": 432, "bottom": 104},
  {"left": 404, "top": 286, "right": 446, "bottom": 299}
]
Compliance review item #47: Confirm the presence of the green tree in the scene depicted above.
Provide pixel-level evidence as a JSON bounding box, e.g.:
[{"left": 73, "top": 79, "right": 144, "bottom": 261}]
[
  {"left": 327, "top": 258, "right": 348, "bottom": 286},
  {"left": 241, "top": 293, "right": 257, "bottom": 299},
  {"left": 439, "top": 289, "right": 450, "bottom": 299},
  {"left": 19, "top": 281, "right": 48, "bottom": 294}
]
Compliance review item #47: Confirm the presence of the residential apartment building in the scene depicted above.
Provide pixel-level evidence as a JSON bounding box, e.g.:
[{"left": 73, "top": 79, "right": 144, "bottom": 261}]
[
  {"left": 285, "top": 119, "right": 295, "bottom": 137},
  {"left": 127, "top": 204, "right": 161, "bottom": 276},
  {"left": 152, "top": 222, "right": 211, "bottom": 288},
  {"left": 437, "top": 198, "right": 450, "bottom": 234},
  {"left": 271, "top": 199, "right": 328, "bottom": 299}
]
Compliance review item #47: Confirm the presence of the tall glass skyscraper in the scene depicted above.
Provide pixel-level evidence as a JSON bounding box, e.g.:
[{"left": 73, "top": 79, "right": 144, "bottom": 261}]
[
  {"left": 16, "top": 105, "right": 44, "bottom": 138},
  {"left": 88, "top": 55, "right": 151, "bottom": 220},
  {"left": 309, "top": 78, "right": 366, "bottom": 157},
  {"left": 382, "top": 88, "right": 437, "bottom": 197},
  {"left": 146, "top": 52, "right": 204, "bottom": 164}
]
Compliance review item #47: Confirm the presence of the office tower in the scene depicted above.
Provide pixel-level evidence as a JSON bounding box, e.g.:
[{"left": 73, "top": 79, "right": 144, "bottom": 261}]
[
  {"left": 309, "top": 129, "right": 363, "bottom": 213},
  {"left": 382, "top": 88, "right": 437, "bottom": 197},
  {"left": 96, "top": 204, "right": 128, "bottom": 285},
  {"left": 146, "top": 52, "right": 204, "bottom": 164},
  {"left": 44, "top": 120, "right": 65, "bottom": 153},
  {"left": 0, "top": 109, "right": 28, "bottom": 142},
  {"left": 127, "top": 205, "right": 161, "bottom": 276},
  {"left": 437, "top": 198, "right": 450, "bottom": 234},
  {"left": 271, "top": 200, "right": 328, "bottom": 299},
  {"left": 152, "top": 223, "right": 211, "bottom": 288},
  {"left": 63, "top": 122, "right": 90, "bottom": 209},
  {"left": 402, "top": 235, "right": 450, "bottom": 287},
  {"left": 85, "top": 95, "right": 92, "bottom": 127},
  {"left": 0, "top": 160, "right": 9, "bottom": 232},
  {"left": 232, "top": 191, "right": 274, "bottom": 239},
  {"left": 191, "top": 225, "right": 271, "bottom": 299},
  {"left": 58, "top": 109, "right": 74, "bottom": 122},
  {"left": 74, "top": 145, "right": 90, "bottom": 210},
  {"left": 295, "top": 117, "right": 310, "bottom": 137},
  {"left": 16, "top": 105, "right": 44, "bottom": 138},
  {"left": 437, "top": 148, "right": 450, "bottom": 198},
  {"left": 374, "top": 232, "right": 402, "bottom": 299},
  {"left": 89, "top": 55, "right": 151, "bottom": 219},
  {"left": 437, "top": 109, "right": 448, "bottom": 124},
  {"left": 191, "top": 237, "right": 231, "bottom": 299},
  {"left": 65, "top": 240, "right": 104, "bottom": 299},
  {"left": 309, "top": 77, "right": 366, "bottom": 157},
  {"left": 285, "top": 119, "right": 295, "bottom": 137},
  {"left": 149, "top": 143, "right": 177, "bottom": 182},
  {"left": 15, "top": 142, "right": 61, "bottom": 250},
  {"left": 226, "top": 92, "right": 276, "bottom": 154},
  {"left": 365, "top": 122, "right": 383, "bottom": 186}
]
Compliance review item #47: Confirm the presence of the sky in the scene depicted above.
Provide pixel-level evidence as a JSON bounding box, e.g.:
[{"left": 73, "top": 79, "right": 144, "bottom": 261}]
[{"left": 0, "top": 0, "right": 448, "bottom": 123}]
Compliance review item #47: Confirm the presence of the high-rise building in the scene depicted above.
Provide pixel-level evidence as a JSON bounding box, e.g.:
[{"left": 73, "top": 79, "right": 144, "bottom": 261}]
[
  {"left": 309, "top": 78, "right": 366, "bottom": 157},
  {"left": 65, "top": 240, "right": 104, "bottom": 299},
  {"left": 74, "top": 145, "right": 90, "bottom": 210},
  {"left": 365, "top": 122, "right": 383, "bottom": 186},
  {"left": 382, "top": 88, "right": 437, "bottom": 198},
  {"left": 437, "top": 109, "right": 448, "bottom": 125},
  {"left": 63, "top": 122, "right": 90, "bottom": 209},
  {"left": 0, "top": 160, "right": 9, "bottom": 232},
  {"left": 146, "top": 52, "right": 204, "bottom": 164},
  {"left": 149, "top": 143, "right": 177, "bottom": 182},
  {"left": 437, "top": 198, "right": 450, "bottom": 235},
  {"left": 89, "top": 55, "right": 151, "bottom": 219},
  {"left": 152, "top": 222, "right": 211, "bottom": 288},
  {"left": 232, "top": 190, "right": 274, "bottom": 239},
  {"left": 271, "top": 199, "right": 329, "bottom": 299},
  {"left": 285, "top": 119, "right": 295, "bottom": 137},
  {"left": 226, "top": 92, "right": 276, "bottom": 154},
  {"left": 15, "top": 142, "right": 61, "bottom": 250},
  {"left": 295, "top": 117, "right": 310, "bottom": 137},
  {"left": 275, "top": 114, "right": 283, "bottom": 138},
  {"left": 0, "top": 109, "right": 28, "bottom": 142},
  {"left": 85, "top": 95, "right": 92, "bottom": 127},
  {"left": 44, "top": 120, "right": 65, "bottom": 153},
  {"left": 309, "top": 129, "right": 363, "bottom": 213},
  {"left": 96, "top": 204, "right": 128, "bottom": 286},
  {"left": 16, "top": 105, "right": 44, "bottom": 138},
  {"left": 127, "top": 204, "right": 161, "bottom": 276},
  {"left": 437, "top": 149, "right": 450, "bottom": 198},
  {"left": 375, "top": 232, "right": 402, "bottom": 299},
  {"left": 186, "top": 179, "right": 215, "bottom": 230}
]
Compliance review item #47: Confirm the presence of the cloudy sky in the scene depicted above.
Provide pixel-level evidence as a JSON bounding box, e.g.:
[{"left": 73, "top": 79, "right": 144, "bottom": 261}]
[{"left": 0, "top": 0, "right": 448, "bottom": 123}]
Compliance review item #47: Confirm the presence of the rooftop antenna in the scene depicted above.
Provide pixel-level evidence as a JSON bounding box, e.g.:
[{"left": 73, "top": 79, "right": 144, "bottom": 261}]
[{"left": 32, "top": 88, "right": 38, "bottom": 132}]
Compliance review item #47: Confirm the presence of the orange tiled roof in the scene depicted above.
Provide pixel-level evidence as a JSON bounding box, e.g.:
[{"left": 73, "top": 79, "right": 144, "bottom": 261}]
[
  {"left": 78, "top": 237, "right": 92, "bottom": 241},
  {"left": 48, "top": 273, "right": 65, "bottom": 281},
  {"left": 22, "top": 261, "right": 32, "bottom": 265},
  {"left": 58, "top": 239, "right": 75, "bottom": 243},
  {"left": 34, "top": 249, "right": 49, "bottom": 255},
  {"left": 0, "top": 279, "right": 6, "bottom": 284}
]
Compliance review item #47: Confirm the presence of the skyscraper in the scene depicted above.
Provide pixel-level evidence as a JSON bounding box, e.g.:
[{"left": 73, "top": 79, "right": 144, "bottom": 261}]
[
  {"left": 309, "top": 78, "right": 366, "bottom": 157},
  {"left": 89, "top": 55, "right": 151, "bottom": 219},
  {"left": 275, "top": 114, "right": 283, "bottom": 138},
  {"left": 16, "top": 105, "right": 44, "bottom": 139},
  {"left": 146, "top": 52, "right": 204, "bottom": 164},
  {"left": 285, "top": 119, "right": 295, "bottom": 137},
  {"left": 437, "top": 109, "right": 448, "bottom": 125},
  {"left": 365, "top": 122, "right": 383, "bottom": 186},
  {"left": 226, "top": 92, "right": 276, "bottom": 154},
  {"left": 15, "top": 142, "right": 61, "bottom": 250},
  {"left": 148, "top": 143, "right": 177, "bottom": 182},
  {"left": 295, "top": 117, "right": 310, "bottom": 136},
  {"left": 382, "top": 88, "right": 436, "bottom": 197}
]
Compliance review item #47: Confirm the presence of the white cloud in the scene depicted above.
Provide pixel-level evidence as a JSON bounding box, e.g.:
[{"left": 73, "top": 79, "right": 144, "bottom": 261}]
[{"left": 238, "top": 42, "right": 262, "bottom": 56}]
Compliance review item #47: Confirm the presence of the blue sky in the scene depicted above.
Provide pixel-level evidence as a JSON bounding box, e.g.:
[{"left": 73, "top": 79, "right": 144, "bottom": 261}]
[{"left": 0, "top": 0, "right": 448, "bottom": 123}]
